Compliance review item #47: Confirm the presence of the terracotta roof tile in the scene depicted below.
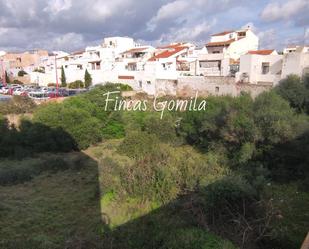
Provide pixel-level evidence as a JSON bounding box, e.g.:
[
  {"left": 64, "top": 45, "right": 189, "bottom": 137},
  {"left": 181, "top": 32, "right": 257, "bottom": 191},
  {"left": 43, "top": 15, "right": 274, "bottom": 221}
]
[
  {"left": 211, "top": 30, "right": 234, "bottom": 36},
  {"left": 121, "top": 47, "right": 149, "bottom": 54},
  {"left": 148, "top": 46, "right": 187, "bottom": 61},
  {"left": 247, "top": 50, "right": 275, "bottom": 55},
  {"left": 157, "top": 43, "right": 185, "bottom": 49},
  {"left": 118, "top": 75, "right": 135, "bottom": 80}
]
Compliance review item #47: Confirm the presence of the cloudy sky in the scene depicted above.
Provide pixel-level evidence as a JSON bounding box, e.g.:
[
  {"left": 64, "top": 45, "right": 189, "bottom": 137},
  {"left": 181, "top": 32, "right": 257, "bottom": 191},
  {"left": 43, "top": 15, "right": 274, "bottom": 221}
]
[{"left": 0, "top": 0, "right": 308, "bottom": 52}]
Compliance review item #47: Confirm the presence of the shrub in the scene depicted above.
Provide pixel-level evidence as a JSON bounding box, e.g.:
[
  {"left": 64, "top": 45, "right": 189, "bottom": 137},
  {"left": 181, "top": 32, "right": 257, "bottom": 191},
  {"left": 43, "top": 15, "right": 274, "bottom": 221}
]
[
  {"left": 33, "top": 68, "right": 45, "bottom": 73},
  {"left": 17, "top": 70, "right": 28, "bottom": 77},
  {"left": 0, "top": 96, "right": 36, "bottom": 115},
  {"left": 253, "top": 91, "right": 304, "bottom": 144},
  {"left": 143, "top": 113, "right": 178, "bottom": 143},
  {"left": 68, "top": 80, "right": 84, "bottom": 89},
  {"left": 202, "top": 175, "right": 258, "bottom": 216},
  {"left": 276, "top": 75, "right": 309, "bottom": 112},
  {"left": 33, "top": 103, "right": 103, "bottom": 149},
  {"left": 102, "top": 132, "right": 225, "bottom": 203},
  {"left": 198, "top": 175, "right": 272, "bottom": 248},
  {"left": 12, "top": 79, "right": 24, "bottom": 85}
]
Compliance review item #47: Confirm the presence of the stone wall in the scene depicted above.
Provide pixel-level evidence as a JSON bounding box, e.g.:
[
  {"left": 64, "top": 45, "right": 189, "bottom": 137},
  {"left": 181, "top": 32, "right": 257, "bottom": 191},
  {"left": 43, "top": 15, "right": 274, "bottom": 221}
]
[{"left": 154, "top": 76, "right": 272, "bottom": 98}]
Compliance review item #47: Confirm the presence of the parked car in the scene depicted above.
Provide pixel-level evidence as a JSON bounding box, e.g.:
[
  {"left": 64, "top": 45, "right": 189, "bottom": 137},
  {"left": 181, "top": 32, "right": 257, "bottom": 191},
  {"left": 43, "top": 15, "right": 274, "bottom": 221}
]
[
  {"left": 13, "top": 88, "right": 26, "bottom": 96},
  {"left": 28, "top": 91, "right": 49, "bottom": 100},
  {"left": 0, "top": 87, "right": 10, "bottom": 94}
]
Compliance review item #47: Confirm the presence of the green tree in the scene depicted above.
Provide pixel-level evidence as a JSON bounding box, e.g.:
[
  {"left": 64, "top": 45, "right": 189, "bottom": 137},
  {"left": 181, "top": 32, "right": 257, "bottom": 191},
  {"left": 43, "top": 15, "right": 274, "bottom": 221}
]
[
  {"left": 276, "top": 75, "right": 308, "bottom": 112},
  {"left": 253, "top": 91, "right": 303, "bottom": 145},
  {"left": 5, "top": 71, "right": 10, "bottom": 83},
  {"left": 60, "top": 66, "right": 67, "bottom": 87},
  {"left": 84, "top": 69, "right": 92, "bottom": 88}
]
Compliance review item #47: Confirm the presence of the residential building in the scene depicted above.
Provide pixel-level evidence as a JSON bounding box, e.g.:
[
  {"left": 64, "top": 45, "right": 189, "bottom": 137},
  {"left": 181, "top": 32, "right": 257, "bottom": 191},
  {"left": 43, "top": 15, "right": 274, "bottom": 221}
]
[
  {"left": 282, "top": 46, "right": 309, "bottom": 78},
  {"left": 236, "top": 50, "right": 283, "bottom": 85},
  {"left": 0, "top": 50, "right": 49, "bottom": 76},
  {"left": 197, "top": 27, "right": 259, "bottom": 77},
  {"left": 283, "top": 45, "right": 309, "bottom": 54}
]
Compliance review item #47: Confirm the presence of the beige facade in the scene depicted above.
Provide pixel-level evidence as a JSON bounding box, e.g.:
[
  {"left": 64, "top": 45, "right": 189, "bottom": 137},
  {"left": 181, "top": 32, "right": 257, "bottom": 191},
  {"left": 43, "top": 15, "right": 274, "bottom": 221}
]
[{"left": 0, "top": 50, "right": 48, "bottom": 76}]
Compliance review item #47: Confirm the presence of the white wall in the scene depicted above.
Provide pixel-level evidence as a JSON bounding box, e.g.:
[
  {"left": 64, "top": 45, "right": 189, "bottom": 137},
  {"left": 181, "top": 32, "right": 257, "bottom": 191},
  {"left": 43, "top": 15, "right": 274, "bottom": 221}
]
[
  {"left": 226, "top": 30, "right": 259, "bottom": 60},
  {"left": 282, "top": 52, "right": 309, "bottom": 79},
  {"left": 237, "top": 54, "right": 283, "bottom": 85}
]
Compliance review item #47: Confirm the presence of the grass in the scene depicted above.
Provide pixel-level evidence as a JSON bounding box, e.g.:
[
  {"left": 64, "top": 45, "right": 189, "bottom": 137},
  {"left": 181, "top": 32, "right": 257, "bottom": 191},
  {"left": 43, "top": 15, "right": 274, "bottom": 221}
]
[
  {"left": 1, "top": 141, "right": 308, "bottom": 249},
  {"left": 265, "top": 183, "right": 309, "bottom": 249},
  {"left": 0, "top": 144, "right": 237, "bottom": 249},
  {"left": 0, "top": 153, "right": 104, "bottom": 249}
]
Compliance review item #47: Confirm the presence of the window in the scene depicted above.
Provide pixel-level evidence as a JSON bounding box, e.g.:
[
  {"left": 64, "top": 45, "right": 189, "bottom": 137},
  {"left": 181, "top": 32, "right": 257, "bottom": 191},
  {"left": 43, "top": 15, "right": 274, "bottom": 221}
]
[
  {"left": 96, "top": 62, "right": 101, "bottom": 70},
  {"left": 262, "top": 62, "right": 270, "bottom": 74},
  {"left": 139, "top": 81, "right": 142, "bottom": 88},
  {"left": 215, "top": 87, "right": 220, "bottom": 93},
  {"left": 238, "top": 32, "right": 246, "bottom": 38},
  {"left": 77, "top": 65, "right": 83, "bottom": 70},
  {"left": 147, "top": 81, "right": 151, "bottom": 85}
]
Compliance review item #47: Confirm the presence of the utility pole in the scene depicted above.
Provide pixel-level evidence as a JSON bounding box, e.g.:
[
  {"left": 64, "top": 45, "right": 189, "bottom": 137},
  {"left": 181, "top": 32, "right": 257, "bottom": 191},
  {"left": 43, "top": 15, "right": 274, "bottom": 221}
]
[{"left": 54, "top": 55, "right": 59, "bottom": 98}]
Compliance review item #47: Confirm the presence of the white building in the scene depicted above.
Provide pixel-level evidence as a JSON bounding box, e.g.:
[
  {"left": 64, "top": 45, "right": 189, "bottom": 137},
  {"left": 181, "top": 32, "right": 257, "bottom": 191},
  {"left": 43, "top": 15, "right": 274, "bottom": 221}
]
[
  {"left": 282, "top": 46, "right": 309, "bottom": 79},
  {"left": 197, "top": 28, "right": 259, "bottom": 77},
  {"left": 283, "top": 45, "right": 309, "bottom": 54},
  {"left": 236, "top": 50, "right": 283, "bottom": 85},
  {"left": 31, "top": 37, "right": 139, "bottom": 86}
]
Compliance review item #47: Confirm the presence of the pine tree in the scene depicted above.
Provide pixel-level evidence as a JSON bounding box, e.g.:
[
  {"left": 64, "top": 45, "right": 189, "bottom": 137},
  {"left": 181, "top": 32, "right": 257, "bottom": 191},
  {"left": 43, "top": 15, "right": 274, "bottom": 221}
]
[
  {"left": 5, "top": 71, "right": 10, "bottom": 84},
  {"left": 60, "top": 66, "right": 67, "bottom": 87},
  {"left": 84, "top": 69, "right": 92, "bottom": 88}
]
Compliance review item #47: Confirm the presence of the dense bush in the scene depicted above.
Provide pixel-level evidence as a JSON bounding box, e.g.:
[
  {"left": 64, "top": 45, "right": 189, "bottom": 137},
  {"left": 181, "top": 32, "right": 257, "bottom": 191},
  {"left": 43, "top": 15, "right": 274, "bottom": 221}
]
[
  {"left": 276, "top": 74, "right": 309, "bottom": 113},
  {"left": 68, "top": 80, "right": 84, "bottom": 89},
  {"left": 100, "top": 131, "right": 226, "bottom": 203},
  {"left": 33, "top": 103, "right": 102, "bottom": 149},
  {"left": 0, "top": 118, "right": 78, "bottom": 158},
  {"left": 197, "top": 175, "right": 273, "bottom": 248}
]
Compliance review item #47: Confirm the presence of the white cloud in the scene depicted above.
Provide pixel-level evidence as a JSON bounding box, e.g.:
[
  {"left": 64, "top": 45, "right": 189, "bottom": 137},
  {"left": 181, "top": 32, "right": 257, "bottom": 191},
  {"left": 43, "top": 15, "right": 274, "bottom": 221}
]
[
  {"left": 159, "top": 19, "right": 216, "bottom": 43},
  {"left": 261, "top": 0, "right": 309, "bottom": 22},
  {"left": 258, "top": 29, "right": 277, "bottom": 49},
  {"left": 153, "top": 0, "right": 189, "bottom": 22},
  {"left": 44, "top": 0, "right": 72, "bottom": 14}
]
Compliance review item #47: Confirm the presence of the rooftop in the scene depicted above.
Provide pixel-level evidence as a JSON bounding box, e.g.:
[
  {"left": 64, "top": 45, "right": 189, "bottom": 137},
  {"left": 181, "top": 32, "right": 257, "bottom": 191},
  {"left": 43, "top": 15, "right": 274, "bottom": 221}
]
[
  {"left": 121, "top": 47, "right": 150, "bottom": 54},
  {"left": 148, "top": 46, "right": 188, "bottom": 61},
  {"left": 247, "top": 50, "right": 275, "bottom": 55},
  {"left": 206, "top": 39, "right": 236, "bottom": 47},
  {"left": 211, "top": 30, "right": 234, "bottom": 36}
]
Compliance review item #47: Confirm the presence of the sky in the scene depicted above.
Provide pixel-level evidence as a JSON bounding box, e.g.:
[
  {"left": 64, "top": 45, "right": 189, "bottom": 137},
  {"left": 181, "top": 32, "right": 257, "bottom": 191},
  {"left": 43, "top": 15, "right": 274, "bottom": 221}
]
[{"left": 0, "top": 0, "right": 308, "bottom": 52}]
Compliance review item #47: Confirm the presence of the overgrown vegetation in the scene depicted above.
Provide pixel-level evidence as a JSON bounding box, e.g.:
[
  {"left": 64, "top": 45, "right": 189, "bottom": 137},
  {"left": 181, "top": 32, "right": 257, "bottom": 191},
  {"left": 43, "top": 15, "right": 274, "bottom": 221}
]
[
  {"left": 0, "top": 96, "right": 36, "bottom": 115},
  {"left": 0, "top": 78, "right": 309, "bottom": 249}
]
